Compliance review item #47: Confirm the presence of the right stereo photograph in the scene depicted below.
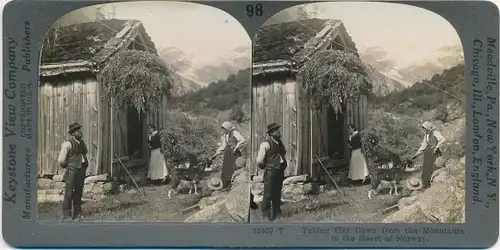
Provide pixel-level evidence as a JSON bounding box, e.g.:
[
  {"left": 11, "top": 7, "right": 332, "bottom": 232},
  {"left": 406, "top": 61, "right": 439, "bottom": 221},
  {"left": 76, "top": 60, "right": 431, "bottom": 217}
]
[{"left": 249, "top": 2, "right": 465, "bottom": 224}]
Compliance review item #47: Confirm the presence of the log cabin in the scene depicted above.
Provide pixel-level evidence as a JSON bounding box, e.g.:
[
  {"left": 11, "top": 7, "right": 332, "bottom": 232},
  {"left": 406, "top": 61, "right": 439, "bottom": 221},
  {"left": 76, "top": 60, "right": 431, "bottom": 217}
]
[
  {"left": 251, "top": 19, "right": 369, "bottom": 180},
  {"left": 38, "top": 19, "right": 158, "bottom": 177}
]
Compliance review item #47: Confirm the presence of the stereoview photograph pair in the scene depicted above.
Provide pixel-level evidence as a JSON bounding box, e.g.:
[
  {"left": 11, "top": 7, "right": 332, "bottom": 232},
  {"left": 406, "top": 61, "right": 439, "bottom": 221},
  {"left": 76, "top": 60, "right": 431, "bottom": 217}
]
[{"left": 2, "top": 0, "right": 498, "bottom": 248}]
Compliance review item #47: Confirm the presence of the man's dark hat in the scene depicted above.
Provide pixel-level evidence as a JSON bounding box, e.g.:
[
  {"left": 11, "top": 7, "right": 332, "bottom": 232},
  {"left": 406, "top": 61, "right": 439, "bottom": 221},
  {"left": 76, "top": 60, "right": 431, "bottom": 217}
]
[
  {"left": 68, "top": 122, "right": 82, "bottom": 133},
  {"left": 266, "top": 123, "right": 281, "bottom": 134}
]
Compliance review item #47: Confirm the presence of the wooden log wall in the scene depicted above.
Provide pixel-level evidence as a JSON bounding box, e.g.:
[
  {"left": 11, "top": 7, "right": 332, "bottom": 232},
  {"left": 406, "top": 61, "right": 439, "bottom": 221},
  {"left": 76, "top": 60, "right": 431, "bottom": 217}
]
[
  {"left": 96, "top": 80, "right": 111, "bottom": 176},
  {"left": 346, "top": 95, "right": 368, "bottom": 131},
  {"left": 37, "top": 78, "right": 99, "bottom": 176},
  {"left": 147, "top": 97, "right": 169, "bottom": 129},
  {"left": 251, "top": 76, "right": 301, "bottom": 177}
]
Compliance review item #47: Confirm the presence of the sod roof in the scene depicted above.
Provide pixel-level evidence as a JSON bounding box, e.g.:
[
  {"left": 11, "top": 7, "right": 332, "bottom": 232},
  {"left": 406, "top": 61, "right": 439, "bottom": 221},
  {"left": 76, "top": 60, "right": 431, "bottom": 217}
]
[
  {"left": 252, "top": 18, "right": 331, "bottom": 63},
  {"left": 41, "top": 19, "right": 136, "bottom": 64}
]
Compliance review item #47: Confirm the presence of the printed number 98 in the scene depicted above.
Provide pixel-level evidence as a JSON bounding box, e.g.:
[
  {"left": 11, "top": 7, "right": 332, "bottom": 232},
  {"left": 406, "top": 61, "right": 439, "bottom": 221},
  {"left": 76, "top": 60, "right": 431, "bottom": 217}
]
[{"left": 246, "top": 4, "right": 263, "bottom": 17}]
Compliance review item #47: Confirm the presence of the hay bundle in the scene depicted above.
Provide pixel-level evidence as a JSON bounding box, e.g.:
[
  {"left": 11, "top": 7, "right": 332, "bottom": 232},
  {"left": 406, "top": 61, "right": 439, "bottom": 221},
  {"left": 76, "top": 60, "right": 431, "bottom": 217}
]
[
  {"left": 99, "top": 50, "right": 173, "bottom": 113},
  {"left": 360, "top": 129, "right": 403, "bottom": 169},
  {"left": 158, "top": 111, "right": 220, "bottom": 169},
  {"left": 297, "top": 50, "right": 372, "bottom": 113}
]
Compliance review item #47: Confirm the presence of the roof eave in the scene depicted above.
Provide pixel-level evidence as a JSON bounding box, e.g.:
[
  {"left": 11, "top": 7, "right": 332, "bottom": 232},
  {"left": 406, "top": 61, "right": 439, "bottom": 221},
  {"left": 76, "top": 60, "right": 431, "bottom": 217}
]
[
  {"left": 252, "top": 60, "right": 296, "bottom": 76},
  {"left": 40, "top": 61, "right": 96, "bottom": 77}
]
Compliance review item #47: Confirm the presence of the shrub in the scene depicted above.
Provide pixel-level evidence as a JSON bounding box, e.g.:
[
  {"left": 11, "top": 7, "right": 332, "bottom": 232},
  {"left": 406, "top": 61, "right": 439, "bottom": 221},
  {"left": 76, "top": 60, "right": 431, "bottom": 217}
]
[
  {"left": 229, "top": 105, "right": 245, "bottom": 123},
  {"left": 434, "top": 104, "right": 449, "bottom": 123}
]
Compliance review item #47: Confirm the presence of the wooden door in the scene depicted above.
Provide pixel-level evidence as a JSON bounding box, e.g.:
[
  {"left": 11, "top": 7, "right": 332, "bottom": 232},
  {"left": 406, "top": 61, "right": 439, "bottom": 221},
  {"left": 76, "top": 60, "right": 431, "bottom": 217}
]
[{"left": 283, "top": 78, "right": 298, "bottom": 177}]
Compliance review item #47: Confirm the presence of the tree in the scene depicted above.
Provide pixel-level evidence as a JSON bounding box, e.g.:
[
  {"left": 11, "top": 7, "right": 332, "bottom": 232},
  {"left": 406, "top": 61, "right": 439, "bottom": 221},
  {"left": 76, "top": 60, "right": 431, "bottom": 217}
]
[
  {"left": 297, "top": 50, "right": 373, "bottom": 114},
  {"left": 99, "top": 50, "right": 173, "bottom": 114}
]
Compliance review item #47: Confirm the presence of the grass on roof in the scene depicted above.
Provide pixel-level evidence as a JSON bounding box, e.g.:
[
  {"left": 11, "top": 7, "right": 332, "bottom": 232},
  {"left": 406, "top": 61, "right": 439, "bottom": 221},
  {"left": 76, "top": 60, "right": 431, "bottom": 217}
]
[
  {"left": 253, "top": 18, "right": 329, "bottom": 63},
  {"left": 41, "top": 19, "right": 130, "bottom": 64}
]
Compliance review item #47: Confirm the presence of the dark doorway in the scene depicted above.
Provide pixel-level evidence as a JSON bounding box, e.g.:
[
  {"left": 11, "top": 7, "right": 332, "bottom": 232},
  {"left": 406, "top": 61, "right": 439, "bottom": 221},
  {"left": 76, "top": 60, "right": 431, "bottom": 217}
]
[
  {"left": 327, "top": 108, "right": 345, "bottom": 158},
  {"left": 127, "top": 104, "right": 144, "bottom": 157}
]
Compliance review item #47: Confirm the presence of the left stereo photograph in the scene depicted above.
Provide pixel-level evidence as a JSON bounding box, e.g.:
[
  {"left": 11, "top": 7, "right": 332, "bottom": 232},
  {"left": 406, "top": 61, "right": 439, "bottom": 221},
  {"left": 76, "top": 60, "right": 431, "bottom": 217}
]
[{"left": 37, "top": 1, "right": 252, "bottom": 223}]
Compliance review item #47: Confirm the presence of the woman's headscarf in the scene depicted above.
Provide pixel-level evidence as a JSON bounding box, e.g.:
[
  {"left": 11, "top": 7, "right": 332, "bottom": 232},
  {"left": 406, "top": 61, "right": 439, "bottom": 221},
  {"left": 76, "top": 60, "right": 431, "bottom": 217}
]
[
  {"left": 221, "top": 121, "right": 235, "bottom": 132},
  {"left": 421, "top": 121, "right": 436, "bottom": 132}
]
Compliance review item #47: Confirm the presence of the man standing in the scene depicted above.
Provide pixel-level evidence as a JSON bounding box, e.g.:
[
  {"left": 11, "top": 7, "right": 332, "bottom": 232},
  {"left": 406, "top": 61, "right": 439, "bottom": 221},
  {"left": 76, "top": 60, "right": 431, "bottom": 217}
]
[
  {"left": 58, "top": 122, "right": 89, "bottom": 221},
  {"left": 256, "top": 123, "right": 287, "bottom": 221}
]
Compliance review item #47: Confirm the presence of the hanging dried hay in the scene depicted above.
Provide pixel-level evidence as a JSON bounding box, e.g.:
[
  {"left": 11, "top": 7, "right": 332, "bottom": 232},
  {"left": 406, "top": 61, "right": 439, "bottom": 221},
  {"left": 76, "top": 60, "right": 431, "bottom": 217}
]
[
  {"left": 297, "top": 50, "right": 372, "bottom": 113},
  {"left": 99, "top": 50, "right": 173, "bottom": 114}
]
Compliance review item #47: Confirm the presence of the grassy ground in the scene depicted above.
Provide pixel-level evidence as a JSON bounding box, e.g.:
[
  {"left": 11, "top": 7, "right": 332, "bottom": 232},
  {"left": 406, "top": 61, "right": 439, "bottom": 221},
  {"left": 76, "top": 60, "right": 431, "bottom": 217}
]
[
  {"left": 38, "top": 184, "right": 205, "bottom": 222},
  {"left": 250, "top": 183, "right": 400, "bottom": 223}
]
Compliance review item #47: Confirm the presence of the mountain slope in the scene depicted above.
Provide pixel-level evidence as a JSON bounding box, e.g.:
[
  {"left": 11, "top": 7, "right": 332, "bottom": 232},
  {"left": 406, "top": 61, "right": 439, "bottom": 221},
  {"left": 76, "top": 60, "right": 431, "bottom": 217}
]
[{"left": 366, "top": 65, "right": 408, "bottom": 96}]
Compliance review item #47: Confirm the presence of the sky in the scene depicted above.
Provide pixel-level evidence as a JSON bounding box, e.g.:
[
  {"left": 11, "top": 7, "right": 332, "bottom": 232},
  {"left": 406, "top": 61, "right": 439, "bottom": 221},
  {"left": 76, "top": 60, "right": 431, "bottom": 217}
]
[
  {"left": 58, "top": 1, "right": 462, "bottom": 70},
  {"left": 269, "top": 2, "right": 463, "bottom": 70}
]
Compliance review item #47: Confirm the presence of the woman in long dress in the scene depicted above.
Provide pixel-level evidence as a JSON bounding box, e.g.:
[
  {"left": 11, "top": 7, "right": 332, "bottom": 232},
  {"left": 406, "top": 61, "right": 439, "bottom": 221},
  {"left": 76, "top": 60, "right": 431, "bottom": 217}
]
[
  {"left": 410, "top": 121, "right": 446, "bottom": 188},
  {"left": 147, "top": 124, "right": 169, "bottom": 182},
  {"left": 211, "top": 121, "right": 246, "bottom": 189},
  {"left": 348, "top": 124, "right": 369, "bottom": 183}
]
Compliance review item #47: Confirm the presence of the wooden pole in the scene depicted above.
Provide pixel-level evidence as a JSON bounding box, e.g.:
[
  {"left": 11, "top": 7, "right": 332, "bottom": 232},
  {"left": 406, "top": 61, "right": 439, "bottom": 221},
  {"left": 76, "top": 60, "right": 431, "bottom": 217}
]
[
  {"left": 309, "top": 109, "right": 313, "bottom": 177},
  {"left": 315, "top": 154, "right": 346, "bottom": 196},
  {"left": 110, "top": 98, "right": 114, "bottom": 178}
]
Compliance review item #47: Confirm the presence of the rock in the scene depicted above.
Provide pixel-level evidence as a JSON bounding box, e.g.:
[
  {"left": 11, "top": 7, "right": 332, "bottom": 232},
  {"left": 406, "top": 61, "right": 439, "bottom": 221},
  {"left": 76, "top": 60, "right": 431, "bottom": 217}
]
[
  {"left": 52, "top": 174, "right": 65, "bottom": 182},
  {"left": 302, "top": 183, "right": 320, "bottom": 195},
  {"left": 253, "top": 194, "right": 263, "bottom": 203},
  {"left": 126, "top": 189, "right": 138, "bottom": 195},
  {"left": 37, "top": 179, "right": 55, "bottom": 189},
  {"left": 431, "top": 169, "right": 457, "bottom": 186},
  {"left": 398, "top": 196, "right": 419, "bottom": 209},
  {"left": 38, "top": 193, "right": 65, "bottom": 203},
  {"left": 84, "top": 174, "right": 109, "bottom": 184},
  {"left": 225, "top": 178, "right": 250, "bottom": 223},
  {"left": 211, "top": 190, "right": 224, "bottom": 197},
  {"left": 54, "top": 181, "right": 65, "bottom": 190},
  {"left": 252, "top": 175, "right": 263, "bottom": 183},
  {"left": 103, "top": 182, "right": 118, "bottom": 194},
  {"left": 184, "top": 199, "right": 235, "bottom": 223},
  {"left": 283, "top": 174, "right": 309, "bottom": 185},
  {"left": 38, "top": 189, "right": 64, "bottom": 196},
  {"left": 302, "top": 183, "right": 313, "bottom": 195},
  {"left": 418, "top": 183, "right": 460, "bottom": 223},
  {"left": 199, "top": 195, "right": 226, "bottom": 210},
  {"left": 434, "top": 157, "right": 447, "bottom": 168},
  {"left": 383, "top": 203, "right": 432, "bottom": 223},
  {"left": 232, "top": 168, "right": 249, "bottom": 185},
  {"left": 86, "top": 182, "right": 104, "bottom": 194},
  {"left": 411, "top": 190, "right": 422, "bottom": 196},
  {"left": 459, "top": 156, "right": 466, "bottom": 165},
  {"left": 325, "top": 189, "right": 339, "bottom": 196},
  {"left": 446, "top": 158, "right": 465, "bottom": 177},
  {"left": 445, "top": 158, "right": 461, "bottom": 170},
  {"left": 282, "top": 184, "right": 303, "bottom": 198},
  {"left": 291, "top": 194, "right": 309, "bottom": 202},
  {"left": 38, "top": 193, "right": 91, "bottom": 203},
  {"left": 251, "top": 189, "right": 263, "bottom": 196},
  {"left": 252, "top": 182, "right": 264, "bottom": 191}
]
